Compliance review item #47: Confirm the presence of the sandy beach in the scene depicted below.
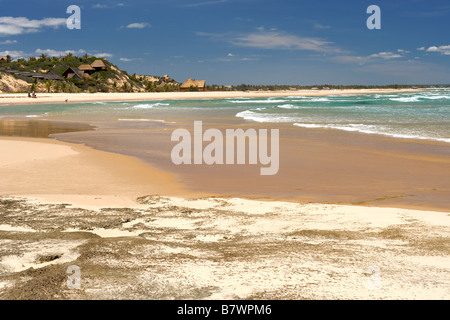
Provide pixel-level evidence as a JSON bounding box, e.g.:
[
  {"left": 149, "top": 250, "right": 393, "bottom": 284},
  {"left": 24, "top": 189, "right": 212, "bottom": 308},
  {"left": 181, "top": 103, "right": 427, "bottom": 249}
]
[
  {"left": 1, "top": 0, "right": 449, "bottom": 302},
  {"left": 0, "top": 88, "right": 423, "bottom": 105},
  {"left": 0, "top": 112, "right": 449, "bottom": 299}
]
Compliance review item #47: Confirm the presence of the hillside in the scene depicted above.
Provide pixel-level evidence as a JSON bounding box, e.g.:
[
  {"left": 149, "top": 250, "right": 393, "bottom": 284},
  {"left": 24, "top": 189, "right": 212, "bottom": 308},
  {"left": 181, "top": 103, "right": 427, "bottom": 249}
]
[{"left": 0, "top": 54, "right": 179, "bottom": 94}]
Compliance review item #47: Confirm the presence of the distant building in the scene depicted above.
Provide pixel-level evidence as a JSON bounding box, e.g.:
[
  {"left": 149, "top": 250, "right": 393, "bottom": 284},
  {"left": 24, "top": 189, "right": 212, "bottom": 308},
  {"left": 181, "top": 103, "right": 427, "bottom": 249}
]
[
  {"left": 180, "top": 78, "right": 206, "bottom": 92},
  {"left": 62, "top": 67, "right": 85, "bottom": 80},
  {"left": 5, "top": 69, "right": 63, "bottom": 81},
  {"left": 44, "top": 70, "right": 63, "bottom": 81},
  {"left": 90, "top": 59, "right": 107, "bottom": 71},
  {"left": 0, "top": 57, "right": 7, "bottom": 62},
  {"left": 78, "top": 64, "right": 96, "bottom": 74}
]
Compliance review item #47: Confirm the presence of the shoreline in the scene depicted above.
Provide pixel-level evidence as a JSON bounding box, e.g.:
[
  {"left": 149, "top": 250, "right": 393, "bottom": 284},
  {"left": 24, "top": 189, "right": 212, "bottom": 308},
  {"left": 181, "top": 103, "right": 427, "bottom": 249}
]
[{"left": 0, "top": 88, "right": 424, "bottom": 105}]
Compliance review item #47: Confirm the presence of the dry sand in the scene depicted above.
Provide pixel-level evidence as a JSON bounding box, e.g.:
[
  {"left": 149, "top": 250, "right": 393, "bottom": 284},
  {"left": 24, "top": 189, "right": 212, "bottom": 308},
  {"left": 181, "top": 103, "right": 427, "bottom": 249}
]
[
  {"left": 0, "top": 88, "right": 422, "bottom": 105},
  {"left": 0, "top": 136, "right": 449, "bottom": 299}
]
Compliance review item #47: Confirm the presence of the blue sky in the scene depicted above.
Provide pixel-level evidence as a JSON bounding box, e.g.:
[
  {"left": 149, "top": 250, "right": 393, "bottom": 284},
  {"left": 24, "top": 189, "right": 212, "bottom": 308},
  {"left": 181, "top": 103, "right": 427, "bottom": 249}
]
[{"left": 1, "top": 0, "right": 450, "bottom": 85}]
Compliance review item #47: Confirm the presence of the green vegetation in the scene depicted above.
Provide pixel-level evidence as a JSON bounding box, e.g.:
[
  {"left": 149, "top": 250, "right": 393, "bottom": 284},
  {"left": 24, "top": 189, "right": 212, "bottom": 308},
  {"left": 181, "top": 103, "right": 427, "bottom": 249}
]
[{"left": 0, "top": 54, "right": 179, "bottom": 93}]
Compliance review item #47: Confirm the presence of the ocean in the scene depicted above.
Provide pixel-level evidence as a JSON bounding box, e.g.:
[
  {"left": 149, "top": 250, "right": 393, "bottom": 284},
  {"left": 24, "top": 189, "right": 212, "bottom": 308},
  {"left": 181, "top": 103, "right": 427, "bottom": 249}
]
[{"left": 1, "top": 89, "right": 449, "bottom": 143}]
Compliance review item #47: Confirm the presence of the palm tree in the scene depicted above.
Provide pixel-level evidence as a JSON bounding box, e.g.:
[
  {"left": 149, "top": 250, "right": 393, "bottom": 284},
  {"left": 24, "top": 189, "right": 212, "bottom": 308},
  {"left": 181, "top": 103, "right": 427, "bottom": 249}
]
[{"left": 44, "top": 80, "right": 53, "bottom": 93}]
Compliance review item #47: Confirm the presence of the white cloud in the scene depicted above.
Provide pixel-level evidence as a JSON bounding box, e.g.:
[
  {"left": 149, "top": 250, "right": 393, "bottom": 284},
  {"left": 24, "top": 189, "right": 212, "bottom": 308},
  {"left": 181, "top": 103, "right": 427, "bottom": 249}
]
[
  {"left": 35, "top": 49, "right": 112, "bottom": 59},
  {"left": 93, "top": 52, "right": 113, "bottom": 58},
  {"left": 425, "top": 45, "right": 450, "bottom": 55},
  {"left": 369, "top": 52, "right": 403, "bottom": 59},
  {"left": 0, "top": 48, "right": 113, "bottom": 60},
  {"left": 334, "top": 50, "right": 406, "bottom": 65},
  {"left": 119, "top": 57, "right": 135, "bottom": 62},
  {"left": 93, "top": 3, "right": 126, "bottom": 9},
  {"left": 417, "top": 45, "right": 450, "bottom": 55},
  {"left": 0, "top": 50, "right": 25, "bottom": 58},
  {"left": 123, "top": 22, "right": 150, "bottom": 29},
  {"left": 0, "top": 16, "right": 66, "bottom": 35},
  {"left": 314, "top": 23, "right": 331, "bottom": 30},
  {"left": 92, "top": 4, "right": 109, "bottom": 9},
  {"left": 181, "top": 0, "right": 229, "bottom": 7},
  {"left": 35, "top": 48, "right": 86, "bottom": 57},
  {"left": 231, "top": 30, "right": 338, "bottom": 53},
  {"left": 0, "top": 39, "right": 17, "bottom": 44}
]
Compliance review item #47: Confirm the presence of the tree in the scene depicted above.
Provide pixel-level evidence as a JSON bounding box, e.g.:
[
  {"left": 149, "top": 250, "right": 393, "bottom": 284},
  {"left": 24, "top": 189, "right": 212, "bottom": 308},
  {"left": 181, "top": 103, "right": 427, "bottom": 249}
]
[
  {"left": 6, "top": 55, "right": 11, "bottom": 63},
  {"left": 44, "top": 80, "right": 53, "bottom": 93},
  {"left": 39, "top": 54, "right": 48, "bottom": 62}
]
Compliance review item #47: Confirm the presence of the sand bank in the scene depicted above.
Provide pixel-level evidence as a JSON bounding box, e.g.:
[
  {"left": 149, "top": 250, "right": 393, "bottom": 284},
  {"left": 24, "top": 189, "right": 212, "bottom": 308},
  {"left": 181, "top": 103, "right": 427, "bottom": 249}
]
[
  {"left": 0, "top": 88, "right": 422, "bottom": 105},
  {"left": 0, "top": 137, "right": 190, "bottom": 209}
]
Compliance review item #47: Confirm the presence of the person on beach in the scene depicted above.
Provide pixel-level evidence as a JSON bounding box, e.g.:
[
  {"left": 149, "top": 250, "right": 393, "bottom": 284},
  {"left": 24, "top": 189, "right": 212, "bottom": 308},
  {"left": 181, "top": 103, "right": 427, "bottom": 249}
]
[{"left": 32, "top": 91, "right": 36, "bottom": 98}]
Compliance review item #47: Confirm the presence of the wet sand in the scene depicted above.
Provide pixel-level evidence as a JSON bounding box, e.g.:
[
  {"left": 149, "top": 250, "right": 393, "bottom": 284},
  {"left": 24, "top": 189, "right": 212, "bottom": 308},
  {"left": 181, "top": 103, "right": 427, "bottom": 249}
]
[{"left": 53, "top": 118, "right": 450, "bottom": 213}]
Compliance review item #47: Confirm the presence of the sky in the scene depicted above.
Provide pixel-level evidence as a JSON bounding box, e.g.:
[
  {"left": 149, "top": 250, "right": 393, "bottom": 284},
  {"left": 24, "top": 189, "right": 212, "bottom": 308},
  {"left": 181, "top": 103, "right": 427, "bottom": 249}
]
[{"left": 1, "top": 0, "right": 450, "bottom": 85}]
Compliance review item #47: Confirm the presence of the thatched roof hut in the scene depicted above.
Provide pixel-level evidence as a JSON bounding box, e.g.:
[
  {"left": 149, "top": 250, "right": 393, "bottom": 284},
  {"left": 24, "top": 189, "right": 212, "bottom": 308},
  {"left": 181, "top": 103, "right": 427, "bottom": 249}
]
[
  {"left": 91, "top": 59, "right": 107, "bottom": 71},
  {"left": 62, "top": 67, "right": 84, "bottom": 79},
  {"left": 44, "top": 70, "right": 63, "bottom": 81},
  {"left": 180, "top": 78, "right": 206, "bottom": 91},
  {"left": 79, "top": 64, "right": 95, "bottom": 72}
]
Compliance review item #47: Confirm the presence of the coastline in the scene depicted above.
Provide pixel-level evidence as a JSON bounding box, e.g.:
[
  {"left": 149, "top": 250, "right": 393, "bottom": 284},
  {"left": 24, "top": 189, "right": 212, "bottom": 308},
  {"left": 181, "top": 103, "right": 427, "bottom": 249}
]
[
  {"left": 0, "top": 93, "right": 449, "bottom": 300},
  {"left": 0, "top": 88, "right": 423, "bottom": 105}
]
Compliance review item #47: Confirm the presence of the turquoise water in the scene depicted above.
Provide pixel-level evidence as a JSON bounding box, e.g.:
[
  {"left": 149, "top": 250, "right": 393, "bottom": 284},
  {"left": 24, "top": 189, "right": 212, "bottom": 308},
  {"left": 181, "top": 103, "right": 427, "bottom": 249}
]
[{"left": 1, "top": 89, "right": 449, "bottom": 143}]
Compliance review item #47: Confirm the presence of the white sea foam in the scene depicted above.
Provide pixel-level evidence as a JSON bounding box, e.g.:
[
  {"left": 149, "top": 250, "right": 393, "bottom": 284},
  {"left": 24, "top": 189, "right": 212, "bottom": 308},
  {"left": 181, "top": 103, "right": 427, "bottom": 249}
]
[
  {"left": 25, "top": 115, "right": 39, "bottom": 118},
  {"left": 277, "top": 104, "right": 297, "bottom": 109},
  {"left": 236, "top": 110, "right": 297, "bottom": 123},
  {"left": 132, "top": 103, "right": 170, "bottom": 109},
  {"left": 390, "top": 97, "right": 420, "bottom": 102},
  {"left": 228, "top": 99, "right": 288, "bottom": 104},
  {"left": 293, "top": 123, "right": 450, "bottom": 143},
  {"left": 390, "top": 94, "right": 450, "bottom": 103},
  {"left": 422, "top": 95, "right": 450, "bottom": 100}
]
